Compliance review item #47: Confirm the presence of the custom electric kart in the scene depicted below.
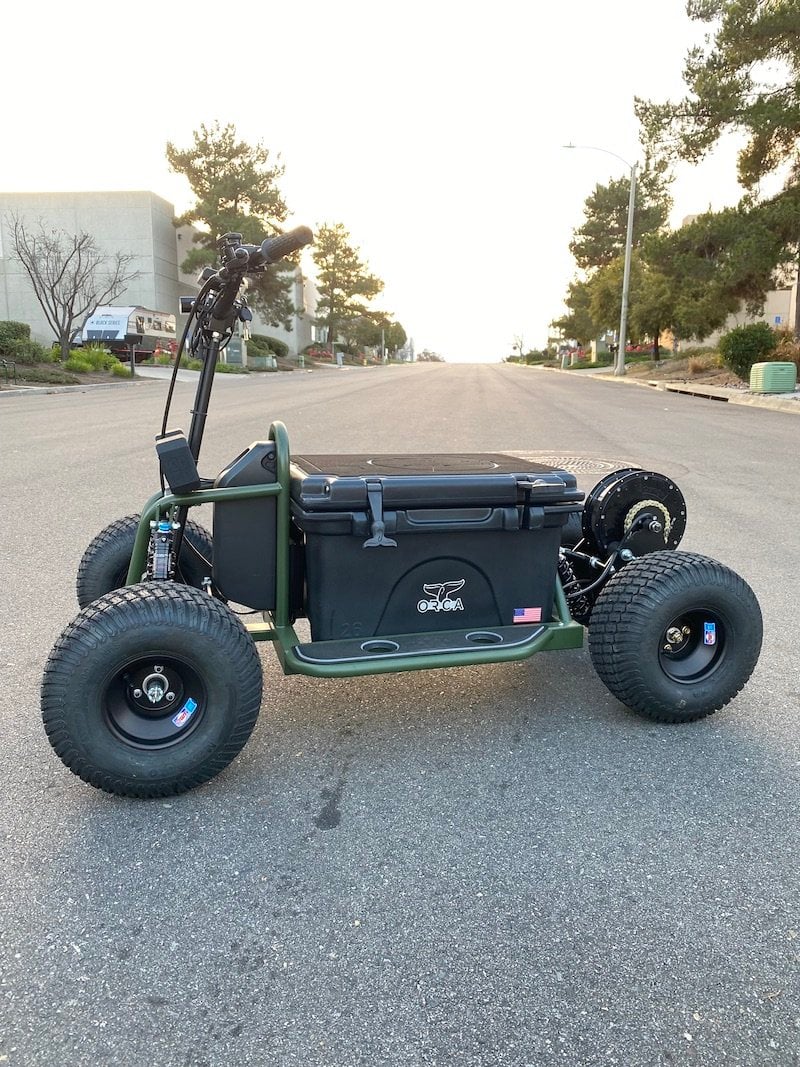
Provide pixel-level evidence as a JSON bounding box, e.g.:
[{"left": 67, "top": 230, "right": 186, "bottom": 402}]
[{"left": 41, "top": 228, "right": 763, "bottom": 798}]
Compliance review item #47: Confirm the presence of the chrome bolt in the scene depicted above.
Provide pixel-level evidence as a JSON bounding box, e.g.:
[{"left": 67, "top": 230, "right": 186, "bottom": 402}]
[
  {"left": 666, "top": 626, "right": 683, "bottom": 645},
  {"left": 133, "top": 688, "right": 142, "bottom": 698},
  {"left": 649, "top": 520, "right": 663, "bottom": 533},
  {"left": 153, "top": 665, "right": 164, "bottom": 673},
  {"left": 166, "top": 691, "right": 175, "bottom": 701},
  {"left": 682, "top": 626, "right": 691, "bottom": 636},
  {"left": 619, "top": 549, "right": 634, "bottom": 562}
]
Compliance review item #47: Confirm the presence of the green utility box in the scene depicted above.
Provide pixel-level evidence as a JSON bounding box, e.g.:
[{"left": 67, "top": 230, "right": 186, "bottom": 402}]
[{"left": 749, "top": 361, "right": 797, "bottom": 393}]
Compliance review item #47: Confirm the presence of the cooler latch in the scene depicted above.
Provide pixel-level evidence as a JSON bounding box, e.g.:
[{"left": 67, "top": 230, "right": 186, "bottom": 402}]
[
  {"left": 516, "top": 478, "right": 556, "bottom": 530},
  {"left": 363, "top": 480, "right": 397, "bottom": 548}
]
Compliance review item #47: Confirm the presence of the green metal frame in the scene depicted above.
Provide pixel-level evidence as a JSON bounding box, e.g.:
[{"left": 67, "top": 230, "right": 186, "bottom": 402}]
[{"left": 128, "top": 420, "right": 584, "bottom": 679}]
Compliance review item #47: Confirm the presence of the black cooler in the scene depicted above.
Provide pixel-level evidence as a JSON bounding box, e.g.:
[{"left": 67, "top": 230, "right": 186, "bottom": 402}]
[{"left": 290, "top": 454, "right": 583, "bottom": 641}]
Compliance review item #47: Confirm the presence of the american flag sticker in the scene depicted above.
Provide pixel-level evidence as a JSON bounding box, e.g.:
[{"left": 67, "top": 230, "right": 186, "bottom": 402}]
[
  {"left": 513, "top": 607, "right": 542, "bottom": 624},
  {"left": 172, "top": 697, "right": 198, "bottom": 728}
]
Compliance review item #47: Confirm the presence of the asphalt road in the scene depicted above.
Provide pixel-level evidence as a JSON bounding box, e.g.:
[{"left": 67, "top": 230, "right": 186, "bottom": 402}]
[{"left": 1, "top": 363, "right": 798, "bottom": 1067}]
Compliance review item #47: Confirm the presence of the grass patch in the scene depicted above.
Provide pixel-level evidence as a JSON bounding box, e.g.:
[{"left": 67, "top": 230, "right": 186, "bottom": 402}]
[{"left": 10, "top": 365, "right": 80, "bottom": 385}]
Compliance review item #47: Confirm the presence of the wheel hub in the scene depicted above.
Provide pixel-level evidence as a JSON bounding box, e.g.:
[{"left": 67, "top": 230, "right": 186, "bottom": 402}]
[
  {"left": 663, "top": 624, "right": 691, "bottom": 651},
  {"left": 104, "top": 656, "right": 204, "bottom": 747},
  {"left": 658, "top": 610, "right": 726, "bottom": 682},
  {"left": 127, "top": 663, "right": 183, "bottom": 716}
]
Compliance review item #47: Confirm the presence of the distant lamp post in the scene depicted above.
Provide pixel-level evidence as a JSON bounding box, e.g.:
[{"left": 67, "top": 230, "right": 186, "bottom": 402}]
[{"left": 563, "top": 143, "right": 637, "bottom": 377}]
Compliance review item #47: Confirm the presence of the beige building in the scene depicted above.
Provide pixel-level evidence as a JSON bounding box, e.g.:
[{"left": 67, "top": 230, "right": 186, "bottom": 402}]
[
  {"left": 693, "top": 283, "right": 797, "bottom": 349},
  {"left": 0, "top": 190, "right": 314, "bottom": 357}
]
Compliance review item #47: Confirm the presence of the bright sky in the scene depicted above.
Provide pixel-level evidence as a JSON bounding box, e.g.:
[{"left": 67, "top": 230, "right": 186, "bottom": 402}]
[{"left": 3, "top": 0, "right": 754, "bottom": 361}]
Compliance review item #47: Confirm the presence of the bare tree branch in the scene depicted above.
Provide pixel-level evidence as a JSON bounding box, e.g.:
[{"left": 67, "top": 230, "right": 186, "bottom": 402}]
[{"left": 7, "top": 214, "right": 141, "bottom": 360}]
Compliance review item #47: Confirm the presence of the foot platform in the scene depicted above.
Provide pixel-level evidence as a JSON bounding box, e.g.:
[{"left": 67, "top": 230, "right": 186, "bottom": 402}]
[{"left": 292, "top": 623, "right": 546, "bottom": 666}]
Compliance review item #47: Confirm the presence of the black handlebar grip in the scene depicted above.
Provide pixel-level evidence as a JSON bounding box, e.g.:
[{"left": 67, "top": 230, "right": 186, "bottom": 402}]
[{"left": 259, "top": 225, "right": 314, "bottom": 265}]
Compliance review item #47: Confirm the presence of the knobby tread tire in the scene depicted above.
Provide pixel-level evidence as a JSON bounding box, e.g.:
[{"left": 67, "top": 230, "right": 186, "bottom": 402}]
[
  {"left": 588, "top": 551, "right": 762, "bottom": 723},
  {"left": 76, "top": 515, "right": 214, "bottom": 609},
  {"left": 42, "top": 583, "right": 263, "bottom": 798}
]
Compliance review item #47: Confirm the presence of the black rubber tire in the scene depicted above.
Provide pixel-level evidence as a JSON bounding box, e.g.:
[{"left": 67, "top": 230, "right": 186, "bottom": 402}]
[
  {"left": 588, "top": 551, "right": 762, "bottom": 723},
  {"left": 42, "top": 583, "right": 263, "bottom": 798},
  {"left": 76, "top": 515, "right": 214, "bottom": 608}
]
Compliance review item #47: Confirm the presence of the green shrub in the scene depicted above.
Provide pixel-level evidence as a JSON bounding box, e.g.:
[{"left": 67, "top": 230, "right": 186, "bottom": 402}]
[
  {"left": 110, "top": 361, "right": 131, "bottom": 377},
  {"left": 0, "top": 321, "right": 31, "bottom": 350},
  {"left": 80, "top": 345, "right": 118, "bottom": 371},
  {"left": 64, "top": 357, "right": 93, "bottom": 373},
  {"left": 719, "top": 322, "right": 777, "bottom": 380},
  {"left": 215, "top": 362, "right": 247, "bottom": 373},
  {"left": 4, "top": 338, "right": 49, "bottom": 365},
  {"left": 249, "top": 333, "right": 289, "bottom": 359},
  {"left": 184, "top": 358, "right": 203, "bottom": 371}
]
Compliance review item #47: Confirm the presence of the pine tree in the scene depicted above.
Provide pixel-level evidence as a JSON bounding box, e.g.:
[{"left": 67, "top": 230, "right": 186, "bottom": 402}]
[
  {"left": 311, "top": 224, "right": 383, "bottom": 346},
  {"left": 166, "top": 122, "right": 295, "bottom": 327}
]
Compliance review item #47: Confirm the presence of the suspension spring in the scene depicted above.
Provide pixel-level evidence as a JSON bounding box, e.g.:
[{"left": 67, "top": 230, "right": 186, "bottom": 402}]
[
  {"left": 557, "top": 554, "right": 592, "bottom": 623},
  {"left": 147, "top": 519, "right": 176, "bottom": 581}
]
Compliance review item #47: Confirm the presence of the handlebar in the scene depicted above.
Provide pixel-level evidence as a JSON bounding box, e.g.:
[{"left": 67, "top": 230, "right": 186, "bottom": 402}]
[
  {"left": 206, "top": 226, "right": 313, "bottom": 322},
  {"left": 252, "top": 226, "right": 314, "bottom": 268}
]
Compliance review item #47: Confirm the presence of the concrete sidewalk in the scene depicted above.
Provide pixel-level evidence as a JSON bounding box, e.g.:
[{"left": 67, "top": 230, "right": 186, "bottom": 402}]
[{"left": 538, "top": 364, "right": 800, "bottom": 414}]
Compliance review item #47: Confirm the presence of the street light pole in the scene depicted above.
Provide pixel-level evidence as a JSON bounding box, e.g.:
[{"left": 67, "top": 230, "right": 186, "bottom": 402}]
[
  {"left": 563, "top": 144, "right": 637, "bottom": 376},
  {"left": 616, "top": 161, "right": 637, "bottom": 377}
]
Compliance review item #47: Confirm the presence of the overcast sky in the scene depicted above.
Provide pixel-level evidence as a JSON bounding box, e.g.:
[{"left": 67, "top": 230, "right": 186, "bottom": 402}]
[{"left": 2, "top": 0, "right": 757, "bottom": 360}]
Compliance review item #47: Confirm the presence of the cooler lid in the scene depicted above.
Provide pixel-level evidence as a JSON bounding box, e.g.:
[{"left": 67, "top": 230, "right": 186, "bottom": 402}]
[{"left": 290, "top": 453, "right": 582, "bottom": 510}]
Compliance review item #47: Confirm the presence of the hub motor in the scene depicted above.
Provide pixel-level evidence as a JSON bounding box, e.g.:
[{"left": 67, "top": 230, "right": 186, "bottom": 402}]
[{"left": 581, "top": 469, "right": 687, "bottom": 557}]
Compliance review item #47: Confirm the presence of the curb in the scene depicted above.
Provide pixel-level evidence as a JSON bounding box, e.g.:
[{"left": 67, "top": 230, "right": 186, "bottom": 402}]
[
  {"left": 0, "top": 379, "right": 157, "bottom": 399},
  {"left": 655, "top": 380, "right": 800, "bottom": 414},
  {"left": 530, "top": 364, "right": 800, "bottom": 414}
]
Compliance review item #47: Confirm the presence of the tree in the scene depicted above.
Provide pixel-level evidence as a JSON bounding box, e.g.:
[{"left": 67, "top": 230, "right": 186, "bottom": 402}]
[
  {"left": 8, "top": 215, "right": 140, "bottom": 361},
  {"left": 641, "top": 192, "right": 800, "bottom": 340},
  {"left": 569, "top": 161, "right": 671, "bottom": 271},
  {"left": 589, "top": 255, "right": 642, "bottom": 338},
  {"left": 347, "top": 313, "right": 407, "bottom": 355},
  {"left": 311, "top": 223, "right": 384, "bottom": 345},
  {"left": 636, "top": 0, "right": 800, "bottom": 335},
  {"left": 384, "top": 319, "right": 408, "bottom": 354},
  {"left": 555, "top": 162, "right": 671, "bottom": 353},
  {"left": 588, "top": 254, "right": 674, "bottom": 356},
  {"left": 550, "top": 278, "right": 598, "bottom": 345},
  {"left": 166, "top": 121, "right": 295, "bottom": 328}
]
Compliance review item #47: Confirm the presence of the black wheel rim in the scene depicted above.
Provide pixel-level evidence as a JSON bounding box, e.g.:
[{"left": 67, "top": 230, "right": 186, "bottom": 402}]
[
  {"left": 658, "top": 609, "right": 726, "bottom": 683},
  {"left": 103, "top": 654, "right": 207, "bottom": 749}
]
